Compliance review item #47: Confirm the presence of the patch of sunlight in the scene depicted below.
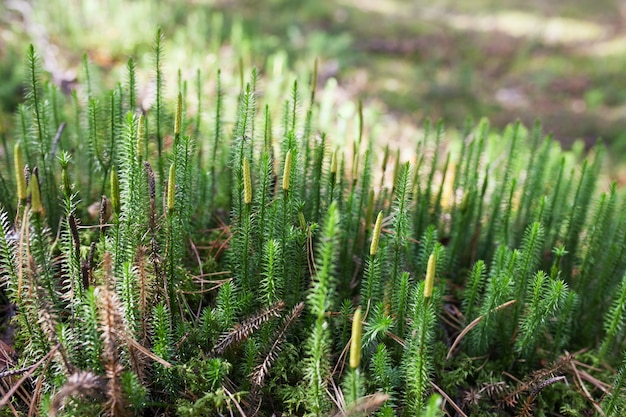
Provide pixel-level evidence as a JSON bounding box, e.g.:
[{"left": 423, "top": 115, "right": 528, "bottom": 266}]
[
  {"left": 336, "top": 0, "right": 409, "bottom": 17},
  {"left": 384, "top": 78, "right": 401, "bottom": 92},
  {"left": 582, "top": 36, "right": 626, "bottom": 56},
  {"left": 445, "top": 11, "right": 606, "bottom": 45},
  {"left": 333, "top": 2, "right": 606, "bottom": 46}
]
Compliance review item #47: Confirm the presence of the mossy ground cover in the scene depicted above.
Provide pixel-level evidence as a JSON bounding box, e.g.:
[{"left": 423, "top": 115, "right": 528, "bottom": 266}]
[{"left": 1, "top": 2, "right": 626, "bottom": 416}]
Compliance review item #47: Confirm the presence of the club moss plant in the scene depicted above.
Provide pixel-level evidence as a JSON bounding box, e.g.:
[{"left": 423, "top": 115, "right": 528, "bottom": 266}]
[{"left": 1, "top": 31, "right": 626, "bottom": 416}]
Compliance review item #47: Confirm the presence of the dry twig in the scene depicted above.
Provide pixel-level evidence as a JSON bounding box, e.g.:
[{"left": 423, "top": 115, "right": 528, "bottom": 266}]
[{"left": 447, "top": 299, "right": 517, "bottom": 360}]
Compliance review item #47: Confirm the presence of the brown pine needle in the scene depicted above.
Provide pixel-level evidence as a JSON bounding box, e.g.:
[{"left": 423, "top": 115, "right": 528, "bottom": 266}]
[
  {"left": 570, "top": 362, "right": 610, "bottom": 393},
  {"left": 570, "top": 360, "right": 605, "bottom": 416},
  {"left": 447, "top": 299, "right": 517, "bottom": 360},
  {"left": 224, "top": 386, "right": 248, "bottom": 417},
  {"left": 0, "top": 345, "right": 59, "bottom": 408},
  {"left": 28, "top": 347, "right": 57, "bottom": 417},
  {"left": 431, "top": 381, "right": 469, "bottom": 417},
  {"left": 328, "top": 392, "right": 390, "bottom": 417},
  {"left": 125, "top": 337, "right": 173, "bottom": 369}
]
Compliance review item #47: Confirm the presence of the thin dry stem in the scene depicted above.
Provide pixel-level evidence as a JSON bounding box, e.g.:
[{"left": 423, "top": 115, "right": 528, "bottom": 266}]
[
  {"left": 570, "top": 360, "right": 605, "bottom": 416},
  {"left": 224, "top": 386, "right": 248, "bottom": 417},
  {"left": 28, "top": 345, "right": 56, "bottom": 417},
  {"left": 0, "top": 345, "right": 58, "bottom": 409},
  {"left": 431, "top": 381, "right": 468, "bottom": 417},
  {"left": 447, "top": 299, "right": 517, "bottom": 360},
  {"left": 328, "top": 392, "right": 390, "bottom": 417}
]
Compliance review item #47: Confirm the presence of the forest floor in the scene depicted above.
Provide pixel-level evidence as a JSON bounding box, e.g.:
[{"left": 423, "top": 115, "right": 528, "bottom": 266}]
[{"left": 3, "top": 0, "right": 626, "bottom": 176}]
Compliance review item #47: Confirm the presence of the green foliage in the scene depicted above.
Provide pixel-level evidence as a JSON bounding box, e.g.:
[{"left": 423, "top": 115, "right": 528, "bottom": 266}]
[
  {"left": 515, "top": 272, "right": 569, "bottom": 357},
  {"left": 599, "top": 272, "right": 626, "bottom": 361},
  {"left": 462, "top": 260, "right": 486, "bottom": 324},
  {"left": 1, "top": 34, "right": 626, "bottom": 417},
  {"left": 605, "top": 352, "right": 626, "bottom": 416},
  {"left": 304, "top": 201, "right": 340, "bottom": 415},
  {"left": 402, "top": 281, "right": 436, "bottom": 414}
]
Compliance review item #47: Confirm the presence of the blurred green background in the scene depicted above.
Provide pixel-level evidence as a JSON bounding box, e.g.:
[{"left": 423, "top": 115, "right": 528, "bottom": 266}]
[{"left": 2, "top": 0, "right": 626, "bottom": 178}]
